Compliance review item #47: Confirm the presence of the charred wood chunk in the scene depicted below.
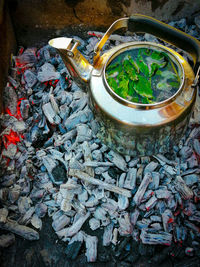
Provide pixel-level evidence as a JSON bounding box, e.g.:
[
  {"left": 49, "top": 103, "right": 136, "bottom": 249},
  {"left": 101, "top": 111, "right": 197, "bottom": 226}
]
[
  {"left": 140, "top": 230, "right": 172, "bottom": 246},
  {"left": 52, "top": 163, "right": 67, "bottom": 183},
  {"left": 133, "top": 172, "right": 152, "bottom": 206},
  {"left": 114, "top": 237, "right": 131, "bottom": 258},
  {"left": 0, "top": 219, "right": 39, "bottom": 240},
  {"left": 174, "top": 176, "right": 193, "bottom": 200}
]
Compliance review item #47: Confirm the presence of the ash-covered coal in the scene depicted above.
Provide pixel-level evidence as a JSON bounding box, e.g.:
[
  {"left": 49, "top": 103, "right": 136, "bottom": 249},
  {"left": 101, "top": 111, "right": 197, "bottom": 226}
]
[{"left": 1, "top": 16, "right": 200, "bottom": 266}]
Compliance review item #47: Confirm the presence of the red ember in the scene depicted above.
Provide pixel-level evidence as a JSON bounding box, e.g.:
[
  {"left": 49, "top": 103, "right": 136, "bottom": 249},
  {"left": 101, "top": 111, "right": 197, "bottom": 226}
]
[{"left": 2, "top": 129, "right": 24, "bottom": 149}]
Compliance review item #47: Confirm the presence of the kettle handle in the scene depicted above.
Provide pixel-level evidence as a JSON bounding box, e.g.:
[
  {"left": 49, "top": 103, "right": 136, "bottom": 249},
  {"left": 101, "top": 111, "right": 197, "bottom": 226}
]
[
  {"left": 128, "top": 14, "right": 200, "bottom": 75},
  {"left": 94, "top": 14, "right": 200, "bottom": 83}
]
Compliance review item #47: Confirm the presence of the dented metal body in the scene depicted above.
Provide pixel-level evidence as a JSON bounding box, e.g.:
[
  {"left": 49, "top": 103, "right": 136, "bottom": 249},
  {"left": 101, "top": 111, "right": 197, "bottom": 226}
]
[{"left": 49, "top": 14, "right": 200, "bottom": 156}]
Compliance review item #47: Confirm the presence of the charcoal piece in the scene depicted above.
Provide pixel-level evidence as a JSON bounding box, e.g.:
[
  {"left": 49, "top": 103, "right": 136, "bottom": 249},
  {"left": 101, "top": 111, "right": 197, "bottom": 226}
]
[
  {"left": 106, "top": 150, "right": 127, "bottom": 171},
  {"left": 52, "top": 163, "right": 67, "bottom": 183},
  {"left": 0, "top": 219, "right": 39, "bottom": 240},
  {"left": 50, "top": 94, "right": 59, "bottom": 114},
  {"left": 163, "top": 164, "right": 177, "bottom": 175},
  {"left": 114, "top": 237, "right": 131, "bottom": 257},
  {"left": 64, "top": 109, "right": 93, "bottom": 131},
  {"left": 59, "top": 104, "right": 70, "bottom": 120},
  {"left": 24, "top": 70, "right": 37, "bottom": 87},
  {"left": 189, "top": 212, "right": 200, "bottom": 223},
  {"left": 37, "top": 62, "right": 60, "bottom": 82},
  {"left": 56, "top": 212, "right": 90, "bottom": 238},
  {"left": 0, "top": 208, "right": 8, "bottom": 223},
  {"left": 193, "top": 138, "right": 200, "bottom": 155},
  {"left": 18, "top": 196, "right": 32, "bottom": 214},
  {"left": 31, "top": 214, "right": 42, "bottom": 230},
  {"left": 128, "top": 158, "right": 139, "bottom": 168},
  {"left": 144, "top": 161, "right": 158, "bottom": 174},
  {"left": 89, "top": 217, "right": 100, "bottom": 231},
  {"left": 136, "top": 219, "right": 151, "bottom": 229},
  {"left": 150, "top": 223, "right": 162, "bottom": 230},
  {"left": 70, "top": 96, "right": 88, "bottom": 113},
  {"left": 140, "top": 230, "right": 172, "bottom": 245},
  {"left": 2, "top": 144, "right": 17, "bottom": 159},
  {"left": 183, "top": 174, "right": 199, "bottom": 186},
  {"left": 183, "top": 201, "right": 196, "bottom": 216},
  {"left": 31, "top": 127, "right": 49, "bottom": 148},
  {"left": 118, "top": 195, "right": 129, "bottom": 210},
  {"left": 118, "top": 213, "right": 132, "bottom": 236},
  {"left": 8, "top": 188, "right": 20, "bottom": 203},
  {"left": 84, "top": 234, "right": 98, "bottom": 262},
  {"left": 145, "top": 195, "right": 157, "bottom": 211},
  {"left": 103, "top": 222, "right": 114, "bottom": 246},
  {"left": 144, "top": 210, "right": 154, "bottom": 218},
  {"left": 69, "top": 169, "right": 131, "bottom": 197},
  {"left": 189, "top": 152, "right": 199, "bottom": 168},
  {"left": 20, "top": 99, "right": 30, "bottom": 119},
  {"left": 162, "top": 209, "right": 174, "bottom": 232},
  {"left": 133, "top": 172, "right": 152, "bottom": 206},
  {"left": 76, "top": 124, "right": 92, "bottom": 143},
  {"left": 174, "top": 176, "right": 193, "bottom": 200},
  {"left": 65, "top": 241, "right": 82, "bottom": 260},
  {"left": 149, "top": 172, "right": 160, "bottom": 190},
  {"left": 179, "top": 146, "right": 193, "bottom": 159},
  {"left": 35, "top": 203, "right": 47, "bottom": 218},
  {"left": 174, "top": 225, "right": 184, "bottom": 242},
  {"left": 8, "top": 75, "right": 20, "bottom": 89},
  {"left": 3, "top": 84, "right": 18, "bottom": 115},
  {"left": 92, "top": 149, "right": 103, "bottom": 162},
  {"left": 185, "top": 247, "right": 194, "bottom": 256},
  {"left": 60, "top": 75, "right": 68, "bottom": 90},
  {"left": 30, "top": 188, "right": 44, "bottom": 200},
  {"left": 167, "top": 196, "right": 177, "bottom": 211},
  {"left": 150, "top": 215, "right": 161, "bottom": 222},
  {"left": 141, "top": 189, "right": 153, "bottom": 202},
  {"left": 52, "top": 214, "right": 70, "bottom": 232},
  {"left": 123, "top": 168, "right": 137, "bottom": 190},
  {"left": 185, "top": 220, "right": 200, "bottom": 234},
  {"left": 42, "top": 102, "right": 60, "bottom": 124},
  {"left": 91, "top": 120, "right": 99, "bottom": 135}
]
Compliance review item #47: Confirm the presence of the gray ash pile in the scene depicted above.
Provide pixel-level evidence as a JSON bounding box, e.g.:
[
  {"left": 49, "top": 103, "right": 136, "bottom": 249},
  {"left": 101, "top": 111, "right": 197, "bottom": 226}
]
[{"left": 1, "top": 16, "right": 200, "bottom": 266}]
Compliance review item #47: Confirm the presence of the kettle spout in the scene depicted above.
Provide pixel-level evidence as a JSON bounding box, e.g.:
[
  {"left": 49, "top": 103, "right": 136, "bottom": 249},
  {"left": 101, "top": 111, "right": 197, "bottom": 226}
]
[{"left": 49, "top": 37, "right": 93, "bottom": 90}]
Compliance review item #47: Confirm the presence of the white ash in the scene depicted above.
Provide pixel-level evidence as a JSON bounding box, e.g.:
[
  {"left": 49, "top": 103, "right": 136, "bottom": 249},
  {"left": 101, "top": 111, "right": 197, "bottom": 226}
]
[{"left": 1, "top": 18, "right": 200, "bottom": 261}]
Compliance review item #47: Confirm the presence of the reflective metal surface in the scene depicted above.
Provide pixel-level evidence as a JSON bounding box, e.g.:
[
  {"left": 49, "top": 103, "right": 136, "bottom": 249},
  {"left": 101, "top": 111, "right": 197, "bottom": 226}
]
[
  {"left": 49, "top": 15, "right": 199, "bottom": 156},
  {"left": 94, "top": 17, "right": 128, "bottom": 64},
  {"left": 90, "top": 42, "right": 195, "bottom": 155},
  {"left": 49, "top": 37, "right": 93, "bottom": 89}
]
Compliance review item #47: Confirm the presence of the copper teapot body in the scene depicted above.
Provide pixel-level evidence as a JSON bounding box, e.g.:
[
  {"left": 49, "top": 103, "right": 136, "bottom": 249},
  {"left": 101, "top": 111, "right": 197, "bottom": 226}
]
[{"left": 49, "top": 15, "right": 200, "bottom": 156}]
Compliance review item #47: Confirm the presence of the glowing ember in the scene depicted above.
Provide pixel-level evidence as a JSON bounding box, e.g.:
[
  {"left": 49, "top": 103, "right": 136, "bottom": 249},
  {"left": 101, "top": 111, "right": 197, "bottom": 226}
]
[
  {"left": 43, "top": 79, "right": 59, "bottom": 88},
  {"left": 2, "top": 129, "right": 23, "bottom": 149},
  {"left": 5, "top": 98, "right": 26, "bottom": 120}
]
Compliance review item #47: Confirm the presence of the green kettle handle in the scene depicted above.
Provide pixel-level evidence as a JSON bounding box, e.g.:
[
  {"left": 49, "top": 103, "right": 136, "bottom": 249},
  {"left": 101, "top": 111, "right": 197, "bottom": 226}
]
[{"left": 128, "top": 14, "right": 200, "bottom": 75}]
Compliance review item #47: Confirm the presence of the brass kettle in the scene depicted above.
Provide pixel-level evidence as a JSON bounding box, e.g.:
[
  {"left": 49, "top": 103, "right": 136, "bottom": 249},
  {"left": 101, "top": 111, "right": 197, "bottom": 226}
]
[{"left": 49, "top": 14, "right": 200, "bottom": 156}]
